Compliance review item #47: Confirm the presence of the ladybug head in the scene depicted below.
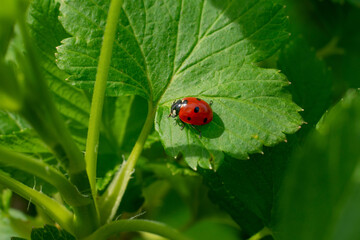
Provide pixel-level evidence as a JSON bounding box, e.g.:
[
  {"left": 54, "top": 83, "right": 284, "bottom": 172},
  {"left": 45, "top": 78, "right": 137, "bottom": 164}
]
[{"left": 169, "top": 99, "right": 183, "bottom": 118}]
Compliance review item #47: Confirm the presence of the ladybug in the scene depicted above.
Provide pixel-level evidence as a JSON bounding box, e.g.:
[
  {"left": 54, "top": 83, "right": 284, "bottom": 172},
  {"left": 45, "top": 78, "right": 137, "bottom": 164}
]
[{"left": 168, "top": 97, "right": 213, "bottom": 137}]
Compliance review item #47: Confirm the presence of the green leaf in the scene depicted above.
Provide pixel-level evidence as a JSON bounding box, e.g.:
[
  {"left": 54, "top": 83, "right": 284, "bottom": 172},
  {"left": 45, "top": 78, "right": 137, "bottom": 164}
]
[
  {"left": 200, "top": 36, "right": 334, "bottom": 236},
  {"left": 0, "top": 209, "right": 43, "bottom": 240},
  {"left": 276, "top": 90, "right": 360, "bottom": 240},
  {"left": 278, "top": 36, "right": 332, "bottom": 133},
  {"left": 285, "top": 0, "right": 360, "bottom": 100},
  {"left": 144, "top": 130, "right": 160, "bottom": 150},
  {"left": 102, "top": 95, "right": 135, "bottom": 149},
  {"left": 185, "top": 219, "right": 241, "bottom": 240},
  {"left": 0, "top": 60, "right": 23, "bottom": 111},
  {"left": 27, "top": 0, "right": 90, "bottom": 130},
  {"left": 0, "top": 111, "right": 28, "bottom": 135},
  {"left": 0, "top": 189, "right": 12, "bottom": 212},
  {"left": 0, "top": 112, "right": 56, "bottom": 195},
  {"left": 201, "top": 154, "right": 272, "bottom": 236},
  {"left": 0, "top": 111, "right": 47, "bottom": 153},
  {"left": 157, "top": 66, "right": 302, "bottom": 169},
  {"left": 57, "top": 0, "right": 302, "bottom": 169},
  {"left": 30, "top": 225, "right": 75, "bottom": 240}
]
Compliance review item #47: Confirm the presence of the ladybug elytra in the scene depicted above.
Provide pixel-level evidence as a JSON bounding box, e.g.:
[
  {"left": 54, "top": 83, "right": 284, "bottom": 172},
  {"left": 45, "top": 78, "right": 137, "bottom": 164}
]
[{"left": 168, "top": 97, "right": 213, "bottom": 137}]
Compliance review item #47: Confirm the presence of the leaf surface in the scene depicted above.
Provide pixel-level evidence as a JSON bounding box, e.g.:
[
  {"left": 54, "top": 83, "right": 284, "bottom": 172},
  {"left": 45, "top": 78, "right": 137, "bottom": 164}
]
[
  {"left": 57, "top": 0, "right": 302, "bottom": 169},
  {"left": 27, "top": 0, "right": 90, "bottom": 131},
  {"left": 201, "top": 37, "right": 333, "bottom": 236},
  {"left": 30, "top": 225, "right": 75, "bottom": 240},
  {"left": 276, "top": 90, "right": 360, "bottom": 240}
]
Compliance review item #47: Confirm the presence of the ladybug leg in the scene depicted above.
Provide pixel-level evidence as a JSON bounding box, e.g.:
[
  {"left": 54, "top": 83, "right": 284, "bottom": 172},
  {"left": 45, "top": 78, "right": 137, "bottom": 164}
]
[
  {"left": 190, "top": 125, "right": 202, "bottom": 138},
  {"left": 175, "top": 118, "right": 185, "bottom": 129},
  {"left": 179, "top": 119, "right": 185, "bottom": 130}
]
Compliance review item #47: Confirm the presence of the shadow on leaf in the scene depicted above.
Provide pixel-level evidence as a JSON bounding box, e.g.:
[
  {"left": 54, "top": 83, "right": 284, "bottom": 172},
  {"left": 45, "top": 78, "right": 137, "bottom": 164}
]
[{"left": 198, "top": 112, "right": 224, "bottom": 139}]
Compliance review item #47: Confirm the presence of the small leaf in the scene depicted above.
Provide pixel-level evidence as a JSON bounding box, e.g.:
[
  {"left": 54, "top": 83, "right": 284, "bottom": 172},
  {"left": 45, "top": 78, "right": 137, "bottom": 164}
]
[
  {"left": 276, "top": 90, "right": 360, "bottom": 240},
  {"left": 30, "top": 225, "right": 75, "bottom": 240},
  {"left": 0, "top": 111, "right": 28, "bottom": 135},
  {"left": 0, "top": 111, "right": 48, "bottom": 153},
  {"left": 1, "top": 209, "right": 43, "bottom": 240}
]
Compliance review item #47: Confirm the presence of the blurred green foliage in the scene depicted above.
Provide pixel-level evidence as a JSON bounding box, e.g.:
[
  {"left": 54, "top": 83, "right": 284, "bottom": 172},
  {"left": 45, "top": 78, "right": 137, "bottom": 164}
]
[{"left": 0, "top": 0, "right": 360, "bottom": 239}]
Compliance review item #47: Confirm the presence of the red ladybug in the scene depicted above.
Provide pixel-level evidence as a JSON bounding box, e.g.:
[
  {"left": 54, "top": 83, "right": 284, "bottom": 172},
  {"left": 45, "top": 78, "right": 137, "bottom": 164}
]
[{"left": 168, "top": 97, "right": 213, "bottom": 137}]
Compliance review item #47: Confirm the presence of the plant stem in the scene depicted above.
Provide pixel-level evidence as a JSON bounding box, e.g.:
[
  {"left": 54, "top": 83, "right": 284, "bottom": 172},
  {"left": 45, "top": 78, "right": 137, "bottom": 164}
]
[
  {"left": 316, "top": 36, "right": 345, "bottom": 59},
  {"left": 85, "top": 0, "right": 124, "bottom": 201},
  {"left": 83, "top": 219, "right": 190, "bottom": 240},
  {"left": 0, "top": 146, "right": 90, "bottom": 207},
  {"left": 99, "top": 102, "right": 155, "bottom": 224},
  {"left": 0, "top": 172, "right": 74, "bottom": 235},
  {"left": 248, "top": 227, "right": 272, "bottom": 240}
]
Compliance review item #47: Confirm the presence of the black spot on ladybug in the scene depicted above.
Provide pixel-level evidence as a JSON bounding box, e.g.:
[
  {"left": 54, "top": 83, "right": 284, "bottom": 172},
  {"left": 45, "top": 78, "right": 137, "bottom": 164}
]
[
  {"left": 203, "top": 118, "right": 207, "bottom": 123},
  {"left": 194, "top": 107, "right": 199, "bottom": 113},
  {"left": 187, "top": 117, "right": 191, "bottom": 121},
  {"left": 196, "top": 98, "right": 202, "bottom": 101}
]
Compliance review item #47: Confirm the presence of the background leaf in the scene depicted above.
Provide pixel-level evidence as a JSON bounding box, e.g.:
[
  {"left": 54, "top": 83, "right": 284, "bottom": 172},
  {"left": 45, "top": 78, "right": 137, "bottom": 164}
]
[
  {"left": 30, "top": 225, "right": 75, "bottom": 240},
  {"left": 0, "top": 209, "right": 42, "bottom": 240},
  {"left": 276, "top": 90, "right": 360, "bottom": 240},
  {"left": 27, "top": 0, "right": 91, "bottom": 148},
  {"left": 200, "top": 35, "right": 333, "bottom": 237},
  {"left": 285, "top": 0, "right": 360, "bottom": 100}
]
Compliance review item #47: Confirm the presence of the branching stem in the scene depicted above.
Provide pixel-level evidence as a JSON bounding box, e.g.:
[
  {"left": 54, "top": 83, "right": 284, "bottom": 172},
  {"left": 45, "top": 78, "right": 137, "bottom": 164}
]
[
  {"left": 83, "top": 219, "right": 190, "bottom": 240},
  {"left": 0, "top": 172, "right": 74, "bottom": 235},
  {"left": 99, "top": 102, "right": 155, "bottom": 224},
  {"left": 0, "top": 146, "right": 90, "bottom": 207},
  {"left": 248, "top": 227, "right": 272, "bottom": 240}
]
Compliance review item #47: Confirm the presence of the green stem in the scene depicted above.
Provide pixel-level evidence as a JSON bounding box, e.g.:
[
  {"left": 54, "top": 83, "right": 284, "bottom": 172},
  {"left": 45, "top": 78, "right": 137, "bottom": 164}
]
[
  {"left": 99, "top": 102, "right": 155, "bottom": 223},
  {"left": 85, "top": 0, "right": 124, "bottom": 200},
  {"left": 316, "top": 36, "right": 345, "bottom": 59},
  {"left": 0, "top": 146, "right": 90, "bottom": 207},
  {"left": 83, "top": 219, "right": 190, "bottom": 240},
  {"left": 248, "top": 227, "right": 272, "bottom": 240},
  {"left": 0, "top": 172, "right": 74, "bottom": 235}
]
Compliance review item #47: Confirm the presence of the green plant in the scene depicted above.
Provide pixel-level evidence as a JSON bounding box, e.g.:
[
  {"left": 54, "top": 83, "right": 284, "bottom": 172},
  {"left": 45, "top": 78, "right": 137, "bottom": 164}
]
[{"left": 0, "top": 0, "right": 359, "bottom": 239}]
